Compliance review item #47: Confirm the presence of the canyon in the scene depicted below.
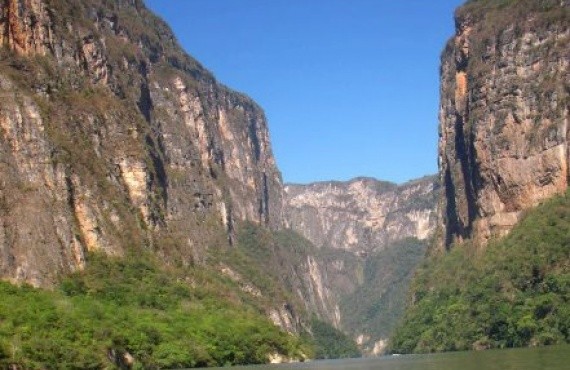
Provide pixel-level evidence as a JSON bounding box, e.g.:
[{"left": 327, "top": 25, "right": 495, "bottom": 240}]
[
  {"left": 0, "top": 0, "right": 568, "bottom": 367},
  {"left": 0, "top": 1, "right": 438, "bottom": 358},
  {"left": 283, "top": 176, "right": 438, "bottom": 353}
]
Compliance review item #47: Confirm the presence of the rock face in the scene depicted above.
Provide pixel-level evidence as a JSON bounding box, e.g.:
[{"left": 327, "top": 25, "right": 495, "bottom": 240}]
[
  {"left": 283, "top": 176, "right": 438, "bottom": 353},
  {"left": 0, "top": 0, "right": 282, "bottom": 286},
  {"left": 438, "top": 0, "right": 569, "bottom": 249},
  {"left": 285, "top": 176, "right": 439, "bottom": 254},
  {"left": 0, "top": 0, "right": 53, "bottom": 56}
]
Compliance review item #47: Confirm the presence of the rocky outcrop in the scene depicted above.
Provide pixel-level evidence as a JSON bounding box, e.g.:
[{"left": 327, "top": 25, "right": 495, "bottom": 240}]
[
  {"left": 438, "top": 0, "right": 569, "bottom": 249},
  {"left": 0, "top": 0, "right": 282, "bottom": 286},
  {"left": 285, "top": 176, "right": 438, "bottom": 254}
]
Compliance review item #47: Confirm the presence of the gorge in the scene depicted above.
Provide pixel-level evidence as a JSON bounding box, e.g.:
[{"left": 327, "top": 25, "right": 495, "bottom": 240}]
[{"left": 0, "top": 0, "right": 569, "bottom": 368}]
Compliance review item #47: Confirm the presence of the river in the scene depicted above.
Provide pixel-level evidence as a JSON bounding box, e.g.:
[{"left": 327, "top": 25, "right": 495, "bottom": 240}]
[{"left": 205, "top": 345, "right": 570, "bottom": 370}]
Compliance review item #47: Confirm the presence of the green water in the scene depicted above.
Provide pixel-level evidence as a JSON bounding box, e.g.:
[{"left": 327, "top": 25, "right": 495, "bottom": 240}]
[{"left": 206, "top": 345, "right": 570, "bottom": 370}]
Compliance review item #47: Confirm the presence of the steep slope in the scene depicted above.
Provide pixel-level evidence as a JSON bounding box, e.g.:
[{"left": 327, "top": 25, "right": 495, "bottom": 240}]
[
  {"left": 0, "top": 0, "right": 282, "bottom": 287},
  {"left": 392, "top": 189, "right": 570, "bottom": 353},
  {"left": 438, "top": 0, "right": 569, "bottom": 248},
  {"left": 220, "top": 223, "right": 362, "bottom": 359},
  {"left": 283, "top": 176, "right": 438, "bottom": 353},
  {"left": 340, "top": 238, "right": 427, "bottom": 354},
  {"left": 393, "top": 0, "right": 570, "bottom": 354}
]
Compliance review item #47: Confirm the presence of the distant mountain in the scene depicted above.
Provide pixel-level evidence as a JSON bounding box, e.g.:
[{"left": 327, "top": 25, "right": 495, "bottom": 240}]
[
  {"left": 285, "top": 176, "right": 438, "bottom": 253},
  {"left": 283, "top": 176, "right": 439, "bottom": 354}
]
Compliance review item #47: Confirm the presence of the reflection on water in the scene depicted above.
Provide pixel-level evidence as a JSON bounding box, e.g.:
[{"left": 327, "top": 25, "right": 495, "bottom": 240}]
[{"left": 203, "top": 344, "right": 570, "bottom": 370}]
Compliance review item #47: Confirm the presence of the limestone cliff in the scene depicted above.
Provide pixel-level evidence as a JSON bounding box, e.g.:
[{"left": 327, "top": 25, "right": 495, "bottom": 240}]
[
  {"left": 0, "top": 0, "right": 282, "bottom": 286},
  {"left": 283, "top": 176, "right": 438, "bottom": 354},
  {"left": 438, "top": 0, "right": 569, "bottom": 248},
  {"left": 285, "top": 176, "right": 438, "bottom": 254}
]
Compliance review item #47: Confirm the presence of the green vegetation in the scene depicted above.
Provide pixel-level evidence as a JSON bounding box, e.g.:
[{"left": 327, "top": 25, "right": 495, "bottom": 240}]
[
  {"left": 228, "top": 224, "right": 428, "bottom": 356},
  {"left": 341, "top": 238, "right": 428, "bottom": 342},
  {"left": 307, "top": 318, "right": 361, "bottom": 360},
  {"left": 0, "top": 253, "right": 308, "bottom": 369},
  {"left": 391, "top": 190, "right": 570, "bottom": 353},
  {"left": 216, "top": 223, "right": 361, "bottom": 359},
  {"left": 215, "top": 223, "right": 316, "bottom": 308},
  {"left": 460, "top": 0, "right": 568, "bottom": 22}
]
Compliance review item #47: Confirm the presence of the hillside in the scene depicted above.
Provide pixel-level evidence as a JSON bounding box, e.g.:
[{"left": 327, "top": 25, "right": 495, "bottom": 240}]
[
  {"left": 391, "top": 189, "right": 570, "bottom": 353},
  {"left": 0, "top": 253, "right": 310, "bottom": 368},
  {"left": 340, "top": 238, "right": 427, "bottom": 353}
]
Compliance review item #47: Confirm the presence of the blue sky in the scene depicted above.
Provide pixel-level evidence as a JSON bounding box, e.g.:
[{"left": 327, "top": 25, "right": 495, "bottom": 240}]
[{"left": 144, "top": 0, "right": 465, "bottom": 184}]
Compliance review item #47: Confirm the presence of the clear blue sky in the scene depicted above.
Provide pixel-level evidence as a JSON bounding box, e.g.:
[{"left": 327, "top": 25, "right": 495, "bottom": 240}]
[{"left": 144, "top": 0, "right": 464, "bottom": 184}]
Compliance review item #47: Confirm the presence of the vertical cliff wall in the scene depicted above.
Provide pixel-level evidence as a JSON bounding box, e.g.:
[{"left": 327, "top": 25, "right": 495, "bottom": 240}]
[
  {"left": 0, "top": 0, "right": 283, "bottom": 286},
  {"left": 438, "top": 0, "right": 569, "bottom": 249},
  {"left": 285, "top": 176, "right": 438, "bottom": 254}
]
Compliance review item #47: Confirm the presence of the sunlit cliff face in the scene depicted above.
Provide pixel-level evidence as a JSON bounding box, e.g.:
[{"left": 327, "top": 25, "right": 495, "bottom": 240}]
[
  {"left": 437, "top": 5, "right": 569, "bottom": 249},
  {"left": 284, "top": 177, "right": 438, "bottom": 254},
  {"left": 0, "top": 0, "right": 283, "bottom": 286}
]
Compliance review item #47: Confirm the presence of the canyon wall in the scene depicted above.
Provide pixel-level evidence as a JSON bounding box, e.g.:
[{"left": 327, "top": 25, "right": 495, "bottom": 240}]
[
  {"left": 0, "top": 0, "right": 282, "bottom": 286},
  {"left": 391, "top": 1, "right": 570, "bottom": 354},
  {"left": 438, "top": 0, "right": 569, "bottom": 249},
  {"left": 283, "top": 176, "right": 438, "bottom": 354},
  {"left": 285, "top": 176, "right": 438, "bottom": 254}
]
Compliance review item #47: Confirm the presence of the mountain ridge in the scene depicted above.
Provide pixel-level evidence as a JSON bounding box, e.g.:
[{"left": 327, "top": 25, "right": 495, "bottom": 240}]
[{"left": 284, "top": 175, "right": 439, "bottom": 252}]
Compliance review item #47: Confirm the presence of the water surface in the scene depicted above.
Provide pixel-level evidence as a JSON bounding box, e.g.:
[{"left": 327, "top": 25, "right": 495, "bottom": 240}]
[{"left": 206, "top": 345, "right": 570, "bottom": 370}]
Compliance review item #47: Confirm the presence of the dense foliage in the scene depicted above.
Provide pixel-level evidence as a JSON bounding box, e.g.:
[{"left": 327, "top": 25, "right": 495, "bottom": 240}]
[
  {"left": 391, "top": 190, "right": 570, "bottom": 353},
  {"left": 307, "top": 318, "right": 361, "bottom": 360},
  {"left": 0, "top": 253, "right": 308, "bottom": 369},
  {"left": 341, "top": 238, "right": 427, "bottom": 341}
]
